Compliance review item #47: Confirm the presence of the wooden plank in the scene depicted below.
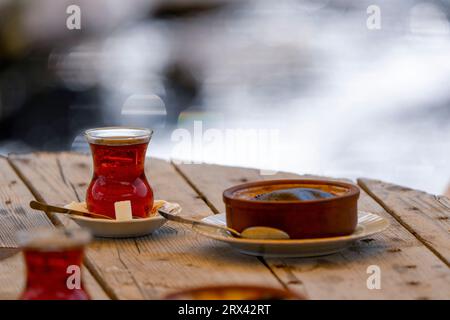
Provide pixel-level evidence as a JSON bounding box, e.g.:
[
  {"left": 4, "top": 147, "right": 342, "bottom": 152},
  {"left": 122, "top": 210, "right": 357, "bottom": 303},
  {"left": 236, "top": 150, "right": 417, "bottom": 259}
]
[
  {"left": 174, "top": 162, "right": 450, "bottom": 299},
  {"left": 0, "top": 251, "right": 25, "bottom": 299},
  {"left": 0, "top": 156, "right": 53, "bottom": 248},
  {"left": 9, "top": 152, "right": 283, "bottom": 299},
  {"left": 358, "top": 178, "right": 450, "bottom": 266},
  {"left": 0, "top": 157, "right": 108, "bottom": 300}
]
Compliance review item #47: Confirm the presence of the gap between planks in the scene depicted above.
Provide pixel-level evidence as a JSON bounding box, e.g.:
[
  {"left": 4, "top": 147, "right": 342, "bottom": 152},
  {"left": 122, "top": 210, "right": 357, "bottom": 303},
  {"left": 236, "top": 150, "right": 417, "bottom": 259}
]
[
  {"left": 6, "top": 155, "right": 114, "bottom": 300},
  {"left": 172, "top": 162, "right": 450, "bottom": 299},
  {"left": 172, "top": 162, "right": 220, "bottom": 214},
  {"left": 358, "top": 178, "right": 450, "bottom": 268},
  {"left": 8, "top": 152, "right": 285, "bottom": 299},
  {"left": 171, "top": 160, "right": 289, "bottom": 290}
]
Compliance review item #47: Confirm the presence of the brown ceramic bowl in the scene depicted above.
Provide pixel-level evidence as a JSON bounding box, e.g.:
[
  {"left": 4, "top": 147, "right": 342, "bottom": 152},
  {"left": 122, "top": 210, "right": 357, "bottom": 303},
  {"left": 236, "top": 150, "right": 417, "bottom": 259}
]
[
  {"left": 223, "top": 179, "right": 360, "bottom": 239},
  {"left": 164, "top": 285, "right": 304, "bottom": 300}
]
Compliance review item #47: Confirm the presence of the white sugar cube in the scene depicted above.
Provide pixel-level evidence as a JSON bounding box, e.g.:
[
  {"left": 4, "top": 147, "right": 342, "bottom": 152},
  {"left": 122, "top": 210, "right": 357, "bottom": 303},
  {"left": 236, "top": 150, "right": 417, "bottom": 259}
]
[{"left": 114, "top": 201, "right": 133, "bottom": 221}]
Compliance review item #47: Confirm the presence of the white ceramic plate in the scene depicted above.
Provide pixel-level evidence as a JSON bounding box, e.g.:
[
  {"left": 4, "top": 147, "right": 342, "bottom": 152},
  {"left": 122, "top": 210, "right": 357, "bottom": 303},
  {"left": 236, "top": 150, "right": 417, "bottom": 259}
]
[
  {"left": 66, "top": 201, "right": 181, "bottom": 238},
  {"left": 192, "top": 211, "right": 389, "bottom": 258}
]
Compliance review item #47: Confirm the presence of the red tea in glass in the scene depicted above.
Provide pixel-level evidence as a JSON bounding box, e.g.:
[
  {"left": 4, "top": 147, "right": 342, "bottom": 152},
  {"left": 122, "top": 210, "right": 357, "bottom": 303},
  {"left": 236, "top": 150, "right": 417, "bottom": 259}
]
[
  {"left": 18, "top": 227, "right": 91, "bottom": 300},
  {"left": 85, "top": 127, "right": 154, "bottom": 219}
]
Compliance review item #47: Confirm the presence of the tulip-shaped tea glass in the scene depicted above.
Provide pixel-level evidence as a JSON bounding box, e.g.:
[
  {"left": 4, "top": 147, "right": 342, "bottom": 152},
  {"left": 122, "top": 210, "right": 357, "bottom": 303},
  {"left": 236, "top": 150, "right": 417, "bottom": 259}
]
[
  {"left": 85, "top": 127, "right": 154, "bottom": 219},
  {"left": 18, "top": 227, "right": 91, "bottom": 300}
]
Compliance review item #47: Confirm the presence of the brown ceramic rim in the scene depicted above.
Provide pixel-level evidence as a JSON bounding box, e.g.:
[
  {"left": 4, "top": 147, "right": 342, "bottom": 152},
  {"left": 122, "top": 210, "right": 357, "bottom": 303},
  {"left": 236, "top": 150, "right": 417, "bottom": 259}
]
[
  {"left": 164, "top": 284, "right": 305, "bottom": 300},
  {"left": 223, "top": 179, "right": 360, "bottom": 206}
]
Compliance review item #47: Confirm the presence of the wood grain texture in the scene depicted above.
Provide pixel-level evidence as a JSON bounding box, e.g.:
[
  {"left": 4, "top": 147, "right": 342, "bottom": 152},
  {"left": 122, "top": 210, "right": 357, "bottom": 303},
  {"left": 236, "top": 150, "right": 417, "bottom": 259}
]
[
  {"left": 174, "top": 162, "right": 450, "bottom": 299},
  {"left": 9, "top": 152, "right": 283, "bottom": 299},
  {"left": 0, "top": 159, "right": 58, "bottom": 299},
  {"left": 0, "top": 157, "right": 53, "bottom": 248},
  {"left": 0, "top": 157, "right": 108, "bottom": 300},
  {"left": 358, "top": 178, "right": 450, "bottom": 266},
  {"left": 0, "top": 251, "right": 25, "bottom": 299}
]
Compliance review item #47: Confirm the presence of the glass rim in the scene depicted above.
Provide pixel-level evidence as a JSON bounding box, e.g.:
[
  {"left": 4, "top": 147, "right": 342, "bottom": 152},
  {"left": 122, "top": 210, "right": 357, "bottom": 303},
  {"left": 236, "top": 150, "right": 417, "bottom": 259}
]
[
  {"left": 17, "top": 227, "right": 91, "bottom": 251},
  {"left": 84, "top": 126, "right": 153, "bottom": 146}
]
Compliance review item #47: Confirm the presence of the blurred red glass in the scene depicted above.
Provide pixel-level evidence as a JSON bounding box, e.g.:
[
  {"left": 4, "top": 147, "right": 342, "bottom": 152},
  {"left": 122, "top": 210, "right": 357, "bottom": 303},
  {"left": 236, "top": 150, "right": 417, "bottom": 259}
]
[{"left": 18, "top": 228, "right": 91, "bottom": 300}]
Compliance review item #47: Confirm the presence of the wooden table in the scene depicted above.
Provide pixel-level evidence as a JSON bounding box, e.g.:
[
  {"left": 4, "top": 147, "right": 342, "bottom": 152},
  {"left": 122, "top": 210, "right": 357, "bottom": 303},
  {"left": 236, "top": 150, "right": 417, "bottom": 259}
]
[{"left": 0, "top": 152, "right": 449, "bottom": 300}]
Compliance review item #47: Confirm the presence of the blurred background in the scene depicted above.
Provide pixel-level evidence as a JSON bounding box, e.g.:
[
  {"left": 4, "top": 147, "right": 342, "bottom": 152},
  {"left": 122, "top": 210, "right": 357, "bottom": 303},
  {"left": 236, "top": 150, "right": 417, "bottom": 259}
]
[{"left": 0, "top": 0, "right": 449, "bottom": 195}]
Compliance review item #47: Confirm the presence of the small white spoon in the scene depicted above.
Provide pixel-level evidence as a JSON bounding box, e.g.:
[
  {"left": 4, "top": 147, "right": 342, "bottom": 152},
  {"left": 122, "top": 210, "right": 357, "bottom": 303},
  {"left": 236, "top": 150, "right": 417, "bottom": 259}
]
[{"left": 158, "top": 208, "right": 290, "bottom": 240}]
